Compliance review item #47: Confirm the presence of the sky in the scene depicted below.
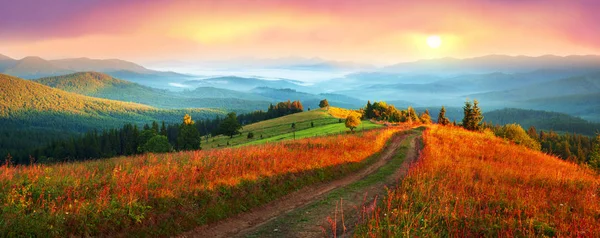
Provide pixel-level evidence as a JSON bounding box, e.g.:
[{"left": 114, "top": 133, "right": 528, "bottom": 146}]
[{"left": 1, "top": 0, "right": 599, "bottom": 65}]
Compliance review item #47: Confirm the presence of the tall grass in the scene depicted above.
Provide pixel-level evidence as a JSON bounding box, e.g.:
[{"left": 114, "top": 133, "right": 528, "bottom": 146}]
[
  {"left": 356, "top": 125, "right": 600, "bottom": 237},
  {"left": 1, "top": 127, "right": 406, "bottom": 236}
]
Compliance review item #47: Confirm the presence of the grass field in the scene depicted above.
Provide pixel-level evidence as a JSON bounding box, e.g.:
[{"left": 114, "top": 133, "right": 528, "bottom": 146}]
[
  {"left": 356, "top": 125, "right": 600, "bottom": 237},
  {"left": 203, "top": 107, "right": 380, "bottom": 148},
  {"left": 0, "top": 127, "right": 404, "bottom": 237}
]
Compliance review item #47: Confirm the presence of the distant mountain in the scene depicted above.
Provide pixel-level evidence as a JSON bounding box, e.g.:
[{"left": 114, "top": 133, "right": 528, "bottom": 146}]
[
  {"left": 519, "top": 93, "right": 600, "bottom": 122},
  {"left": 34, "top": 72, "right": 271, "bottom": 111},
  {"left": 383, "top": 55, "right": 600, "bottom": 75},
  {"left": 34, "top": 72, "right": 139, "bottom": 95},
  {"left": 182, "top": 87, "right": 272, "bottom": 101},
  {"left": 484, "top": 108, "right": 600, "bottom": 136},
  {"left": 0, "top": 54, "right": 12, "bottom": 60},
  {"left": 182, "top": 76, "right": 307, "bottom": 91},
  {"left": 50, "top": 57, "right": 151, "bottom": 73},
  {"left": 469, "top": 72, "right": 600, "bottom": 101},
  {"left": 0, "top": 54, "right": 193, "bottom": 89},
  {"left": 250, "top": 87, "right": 364, "bottom": 109},
  {"left": 186, "top": 57, "right": 375, "bottom": 71},
  {"left": 3, "top": 56, "right": 72, "bottom": 79}
]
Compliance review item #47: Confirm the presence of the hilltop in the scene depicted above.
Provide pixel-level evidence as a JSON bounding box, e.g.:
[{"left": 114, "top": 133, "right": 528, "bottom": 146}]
[
  {"left": 0, "top": 73, "right": 152, "bottom": 117},
  {"left": 356, "top": 125, "right": 600, "bottom": 236},
  {"left": 202, "top": 107, "right": 380, "bottom": 149}
]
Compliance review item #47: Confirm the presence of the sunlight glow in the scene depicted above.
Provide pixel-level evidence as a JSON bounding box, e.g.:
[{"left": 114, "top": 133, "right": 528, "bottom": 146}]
[{"left": 427, "top": 35, "right": 442, "bottom": 49}]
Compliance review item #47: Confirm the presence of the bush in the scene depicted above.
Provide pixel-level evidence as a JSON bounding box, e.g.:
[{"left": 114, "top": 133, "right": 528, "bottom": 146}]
[
  {"left": 140, "top": 135, "right": 171, "bottom": 153},
  {"left": 247, "top": 132, "right": 254, "bottom": 139},
  {"left": 495, "top": 124, "right": 541, "bottom": 150}
]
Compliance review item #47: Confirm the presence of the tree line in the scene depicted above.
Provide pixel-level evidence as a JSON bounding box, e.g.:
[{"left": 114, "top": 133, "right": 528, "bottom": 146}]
[{"left": 3, "top": 100, "right": 305, "bottom": 165}]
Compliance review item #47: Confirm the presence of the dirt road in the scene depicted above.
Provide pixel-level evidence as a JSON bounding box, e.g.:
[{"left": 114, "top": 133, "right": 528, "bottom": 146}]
[{"left": 179, "top": 130, "right": 421, "bottom": 238}]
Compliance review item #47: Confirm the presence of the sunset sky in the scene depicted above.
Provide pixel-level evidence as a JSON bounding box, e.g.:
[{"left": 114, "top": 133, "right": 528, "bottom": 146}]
[{"left": 1, "top": 0, "right": 599, "bottom": 64}]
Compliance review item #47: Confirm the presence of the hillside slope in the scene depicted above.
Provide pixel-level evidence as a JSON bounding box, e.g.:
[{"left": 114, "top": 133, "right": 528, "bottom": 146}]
[
  {"left": 34, "top": 72, "right": 271, "bottom": 111},
  {"left": 0, "top": 73, "right": 153, "bottom": 117},
  {"left": 0, "top": 73, "right": 225, "bottom": 161},
  {"left": 357, "top": 125, "right": 600, "bottom": 236}
]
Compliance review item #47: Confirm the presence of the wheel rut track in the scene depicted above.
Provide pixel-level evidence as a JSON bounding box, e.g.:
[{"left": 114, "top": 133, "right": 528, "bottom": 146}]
[{"left": 178, "top": 131, "right": 417, "bottom": 238}]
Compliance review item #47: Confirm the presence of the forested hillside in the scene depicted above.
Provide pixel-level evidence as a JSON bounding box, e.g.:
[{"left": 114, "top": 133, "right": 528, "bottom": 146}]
[
  {"left": 0, "top": 74, "right": 225, "bottom": 162},
  {"left": 34, "top": 72, "right": 271, "bottom": 111}
]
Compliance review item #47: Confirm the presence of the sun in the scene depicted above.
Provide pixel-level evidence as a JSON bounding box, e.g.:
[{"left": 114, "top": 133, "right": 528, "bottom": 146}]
[{"left": 426, "top": 35, "right": 442, "bottom": 49}]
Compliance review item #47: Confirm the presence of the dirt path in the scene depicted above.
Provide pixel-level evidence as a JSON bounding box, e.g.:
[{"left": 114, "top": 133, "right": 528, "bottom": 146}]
[
  {"left": 245, "top": 133, "right": 421, "bottom": 238},
  {"left": 178, "top": 132, "right": 413, "bottom": 238}
]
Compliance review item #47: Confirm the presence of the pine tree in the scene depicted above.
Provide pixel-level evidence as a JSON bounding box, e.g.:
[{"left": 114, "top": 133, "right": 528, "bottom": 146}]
[
  {"left": 437, "top": 106, "right": 450, "bottom": 126},
  {"left": 419, "top": 109, "right": 432, "bottom": 124},
  {"left": 177, "top": 114, "right": 201, "bottom": 151},
  {"left": 151, "top": 121, "right": 159, "bottom": 133},
  {"left": 462, "top": 100, "right": 483, "bottom": 131},
  {"left": 365, "top": 101, "right": 373, "bottom": 119},
  {"left": 462, "top": 100, "right": 473, "bottom": 130},
  {"left": 588, "top": 134, "right": 600, "bottom": 170},
  {"left": 472, "top": 100, "right": 484, "bottom": 131},
  {"left": 160, "top": 121, "right": 167, "bottom": 136},
  {"left": 407, "top": 106, "right": 419, "bottom": 123},
  {"left": 219, "top": 112, "right": 242, "bottom": 138}
]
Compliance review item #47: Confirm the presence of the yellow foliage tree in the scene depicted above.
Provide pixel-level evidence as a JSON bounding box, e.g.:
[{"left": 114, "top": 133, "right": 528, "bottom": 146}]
[
  {"left": 183, "top": 114, "right": 194, "bottom": 125},
  {"left": 345, "top": 114, "right": 361, "bottom": 132}
]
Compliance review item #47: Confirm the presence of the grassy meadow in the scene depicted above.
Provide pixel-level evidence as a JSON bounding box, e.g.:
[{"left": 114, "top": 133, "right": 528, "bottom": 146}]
[
  {"left": 356, "top": 125, "right": 600, "bottom": 237},
  {"left": 202, "top": 107, "right": 374, "bottom": 148},
  {"left": 0, "top": 126, "right": 404, "bottom": 237}
]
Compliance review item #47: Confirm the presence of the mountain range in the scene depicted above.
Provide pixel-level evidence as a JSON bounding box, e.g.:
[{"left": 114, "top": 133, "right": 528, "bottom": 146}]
[{"left": 2, "top": 53, "right": 600, "bottom": 122}]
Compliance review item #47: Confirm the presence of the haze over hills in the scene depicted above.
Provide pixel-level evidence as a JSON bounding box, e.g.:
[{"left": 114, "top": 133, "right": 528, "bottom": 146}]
[
  {"left": 0, "top": 54, "right": 193, "bottom": 89},
  {"left": 33, "top": 72, "right": 272, "bottom": 111},
  {"left": 31, "top": 72, "right": 363, "bottom": 111},
  {"left": 3, "top": 52, "right": 600, "bottom": 121},
  {"left": 382, "top": 55, "right": 600, "bottom": 75}
]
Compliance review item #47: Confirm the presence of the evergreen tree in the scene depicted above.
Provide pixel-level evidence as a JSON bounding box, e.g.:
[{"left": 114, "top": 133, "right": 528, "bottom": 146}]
[
  {"left": 365, "top": 101, "right": 373, "bottom": 119},
  {"left": 472, "top": 100, "right": 484, "bottom": 131},
  {"left": 407, "top": 106, "right": 419, "bottom": 123},
  {"left": 462, "top": 100, "right": 473, "bottom": 130},
  {"left": 177, "top": 114, "right": 201, "bottom": 151},
  {"left": 160, "top": 121, "right": 167, "bottom": 136},
  {"left": 219, "top": 112, "right": 242, "bottom": 138},
  {"left": 589, "top": 134, "right": 600, "bottom": 170},
  {"left": 151, "top": 121, "right": 159, "bottom": 133},
  {"left": 437, "top": 106, "right": 450, "bottom": 125},
  {"left": 419, "top": 109, "right": 432, "bottom": 124},
  {"left": 462, "top": 100, "right": 483, "bottom": 131}
]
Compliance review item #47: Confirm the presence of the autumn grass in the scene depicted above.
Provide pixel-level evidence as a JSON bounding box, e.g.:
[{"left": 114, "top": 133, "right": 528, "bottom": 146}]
[
  {"left": 0, "top": 127, "right": 405, "bottom": 237},
  {"left": 327, "top": 107, "right": 362, "bottom": 119},
  {"left": 355, "top": 125, "right": 600, "bottom": 237}
]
